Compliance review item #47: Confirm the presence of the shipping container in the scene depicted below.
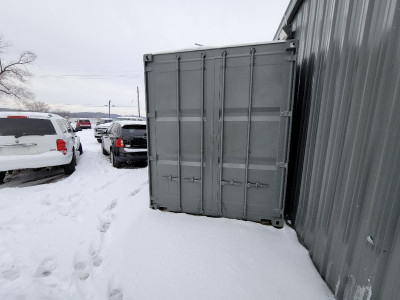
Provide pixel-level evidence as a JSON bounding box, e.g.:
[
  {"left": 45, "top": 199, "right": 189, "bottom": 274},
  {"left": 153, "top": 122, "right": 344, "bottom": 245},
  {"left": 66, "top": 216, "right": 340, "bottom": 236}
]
[{"left": 144, "top": 41, "right": 297, "bottom": 227}]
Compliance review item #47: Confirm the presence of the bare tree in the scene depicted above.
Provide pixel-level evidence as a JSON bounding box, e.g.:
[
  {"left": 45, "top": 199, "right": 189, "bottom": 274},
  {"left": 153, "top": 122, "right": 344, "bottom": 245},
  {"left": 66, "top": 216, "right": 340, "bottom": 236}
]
[
  {"left": 23, "top": 100, "right": 50, "bottom": 112},
  {"left": 0, "top": 36, "right": 37, "bottom": 103}
]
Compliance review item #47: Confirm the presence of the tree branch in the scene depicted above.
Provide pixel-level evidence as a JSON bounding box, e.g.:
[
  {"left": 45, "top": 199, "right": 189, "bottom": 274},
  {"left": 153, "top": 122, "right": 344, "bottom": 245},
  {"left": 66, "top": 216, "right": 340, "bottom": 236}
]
[{"left": 0, "top": 37, "right": 36, "bottom": 102}]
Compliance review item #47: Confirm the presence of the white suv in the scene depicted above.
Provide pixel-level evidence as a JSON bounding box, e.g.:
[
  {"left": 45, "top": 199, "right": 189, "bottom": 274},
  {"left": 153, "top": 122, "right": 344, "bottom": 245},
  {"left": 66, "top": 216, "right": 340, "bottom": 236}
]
[{"left": 0, "top": 112, "right": 83, "bottom": 183}]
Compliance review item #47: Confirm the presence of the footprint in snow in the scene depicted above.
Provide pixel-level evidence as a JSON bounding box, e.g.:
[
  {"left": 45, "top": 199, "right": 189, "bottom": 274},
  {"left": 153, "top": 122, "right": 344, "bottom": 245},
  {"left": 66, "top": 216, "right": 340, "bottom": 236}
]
[
  {"left": 74, "top": 262, "right": 89, "bottom": 280},
  {"left": 91, "top": 250, "right": 102, "bottom": 267},
  {"left": 108, "top": 277, "right": 123, "bottom": 300},
  {"left": 130, "top": 187, "right": 142, "bottom": 197},
  {"left": 109, "top": 288, "right": 123, "bottom": 300},
  {"left": 98, "top": 220, "right": 111, "bottom": 233},
  {"left": 1, "top": 264, "right": 20, "bottom": 281},
  {"left": 89, "top": 239, "right": 103, "bottom": 267},
  {"left": 107, "top": 199, "right": 118, "bottom": 211},
  {"left": 0, "top": 253, "right": 20, "bottom": 281},
  {"left": 35, "top": 257, "right": 56, "bottom": 278},
  {"left": 99, "top": 179, "right": 117, "bottom": 190},
  {"left": 73, "top": 253, "right": 90, "bottom": 281}
]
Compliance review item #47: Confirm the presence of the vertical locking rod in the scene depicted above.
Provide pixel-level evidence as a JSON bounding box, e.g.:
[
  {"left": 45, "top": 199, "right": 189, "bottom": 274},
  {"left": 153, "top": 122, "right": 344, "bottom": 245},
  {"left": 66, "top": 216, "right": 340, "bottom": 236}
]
[
  {"left": 176, "top": 55, "right": 182, "bottom": 211},
  {"left": 200, "top": 53, "right": 206, "bottom": 213},
  {"left": 279, "top": 51, "right": 296, "bottom": 216},
  {"left": 243, "top": 48, "right": 256, "bottom": 219},
  {"left": 218, "top": 51, "right": 227, "bottom": 216}
]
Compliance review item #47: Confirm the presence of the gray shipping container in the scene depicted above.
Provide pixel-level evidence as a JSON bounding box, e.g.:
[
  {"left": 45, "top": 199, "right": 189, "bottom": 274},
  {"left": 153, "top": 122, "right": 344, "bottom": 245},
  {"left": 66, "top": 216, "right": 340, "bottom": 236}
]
[{"left": 144, "top": 40, "right": 297, "bottom": 227}]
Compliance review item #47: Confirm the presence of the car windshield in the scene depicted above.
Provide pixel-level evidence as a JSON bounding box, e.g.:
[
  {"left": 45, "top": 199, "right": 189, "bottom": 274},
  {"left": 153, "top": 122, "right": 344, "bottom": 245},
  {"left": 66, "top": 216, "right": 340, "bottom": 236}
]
[
  {"left": 79, "top": 119, "right": 90, "bottom": 123},
  {"left": 0, "top": 118, "right": 56, "bottom": 137},
  {"left": 100, "top": 119, "right": 112, "bottom": 124},
  {"left": 121, "top": 125, "right": 146, "bottom": 137}
]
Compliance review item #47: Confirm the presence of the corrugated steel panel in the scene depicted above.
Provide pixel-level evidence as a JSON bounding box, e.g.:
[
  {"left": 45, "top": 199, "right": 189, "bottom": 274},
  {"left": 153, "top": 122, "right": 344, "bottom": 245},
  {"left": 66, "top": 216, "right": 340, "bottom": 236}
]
[
  {"left": 275, "top": 0, "right": 400, "bottom": 299},
  {"left": 144, "top": 41, "right": 297, "bottom": 227}
]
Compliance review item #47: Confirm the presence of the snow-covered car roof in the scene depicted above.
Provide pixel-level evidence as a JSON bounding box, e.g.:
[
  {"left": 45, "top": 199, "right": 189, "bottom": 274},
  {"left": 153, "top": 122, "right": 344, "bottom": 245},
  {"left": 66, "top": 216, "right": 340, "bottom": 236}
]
[
  {"left": 96, "top": 122, "right": 114, "bottom": 128},
  {"left": 0, "top": 111, "right": 62, "bottom": 119},
  {"left": 114, "top": 120, "right": 146, "bottom": 127},
  {"left": 115, "top": 116, "right": 145, "bottom": 121}
]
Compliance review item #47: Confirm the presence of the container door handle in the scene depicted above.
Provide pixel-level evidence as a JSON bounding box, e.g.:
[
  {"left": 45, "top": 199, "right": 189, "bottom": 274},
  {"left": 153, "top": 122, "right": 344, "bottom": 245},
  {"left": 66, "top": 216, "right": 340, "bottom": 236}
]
[
  {"left": 247, "top": 182, "right": 269, "bottom": 189},
  {"left": 183, "top": 177, "right": 202, "bottom": 183},
  {"left": 221, "top": 180, "right": 242, "bottom": 186},
  {"left": 162, "top": 175, "right": 179, "bottom": 182}
]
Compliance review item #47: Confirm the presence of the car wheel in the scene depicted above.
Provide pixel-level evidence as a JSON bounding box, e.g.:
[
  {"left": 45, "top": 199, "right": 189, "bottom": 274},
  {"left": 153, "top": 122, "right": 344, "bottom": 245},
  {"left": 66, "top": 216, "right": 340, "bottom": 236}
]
[
  {"left": 102, "top": 143, "right": 109, "bottom": 155},
  {"left": 110, "top": 150, "right": 121, "bottom": 168},
  {"left": 0, "top": 171, "right": 6, "bottom": 183},
  {"left": 97, "top": 139, "right": 102, "bottom": 143},
  {"left": 78, "top": 143, "right": 83, "bottom": 155},
  {"left": 64, "top": 150, "right": 76, "bottom": 175},
  {"left": 135, "top": 161, "right": 148, "bottom": 168}
]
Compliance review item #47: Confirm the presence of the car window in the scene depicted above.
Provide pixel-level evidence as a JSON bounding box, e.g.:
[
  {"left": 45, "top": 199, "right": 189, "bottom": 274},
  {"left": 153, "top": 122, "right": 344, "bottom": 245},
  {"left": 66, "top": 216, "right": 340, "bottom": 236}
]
[
  {"left": 112, "top": 124, "right": 120, "bottom": 136},
  {"left": 107, "top": 124, "right": 115, "bottom": 134},
  {"left": 63, "top": 120, "right": 74, "bottom": 132},
  {"left": 0, "top": 118, "right": 56, "bottom": 136},
  {"left": 56, "top": 119, "right": 68, "bottom": 134},
  {"left": 121, "top": 125, "right": 146, "bottom": 137}
]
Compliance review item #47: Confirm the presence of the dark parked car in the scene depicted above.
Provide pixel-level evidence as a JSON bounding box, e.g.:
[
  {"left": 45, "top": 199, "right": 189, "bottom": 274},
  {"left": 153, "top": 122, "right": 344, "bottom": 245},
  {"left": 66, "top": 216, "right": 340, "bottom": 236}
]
[
  {"left": 101, "top": 120, "right": 147, "bottom": 168},
  {"left": 76, "top": 119, "right": 91, "bottom": 129},
  {"left": 94, "top": 118, "right": 114, "bottom": 143}
]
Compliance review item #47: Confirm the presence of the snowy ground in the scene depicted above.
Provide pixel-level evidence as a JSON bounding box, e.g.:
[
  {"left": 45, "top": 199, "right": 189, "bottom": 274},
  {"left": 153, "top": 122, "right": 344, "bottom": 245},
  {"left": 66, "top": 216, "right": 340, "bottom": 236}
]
[{"left": 0, "top": 129, "right": 334, "bottom": 300}]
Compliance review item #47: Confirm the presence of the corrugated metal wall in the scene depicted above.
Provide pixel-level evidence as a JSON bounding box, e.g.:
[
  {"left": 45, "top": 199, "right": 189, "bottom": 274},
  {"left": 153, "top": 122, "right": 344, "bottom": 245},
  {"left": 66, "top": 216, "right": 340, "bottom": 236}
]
[{"left": 275, "top": 0, "right": 400, "bottom": 299}]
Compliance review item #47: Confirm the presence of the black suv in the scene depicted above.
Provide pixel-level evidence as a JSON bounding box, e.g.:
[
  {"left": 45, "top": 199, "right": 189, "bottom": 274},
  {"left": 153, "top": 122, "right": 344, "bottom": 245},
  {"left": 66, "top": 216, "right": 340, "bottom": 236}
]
[{"left": 101, "top": 121, "right": 147, "bottom": 168}]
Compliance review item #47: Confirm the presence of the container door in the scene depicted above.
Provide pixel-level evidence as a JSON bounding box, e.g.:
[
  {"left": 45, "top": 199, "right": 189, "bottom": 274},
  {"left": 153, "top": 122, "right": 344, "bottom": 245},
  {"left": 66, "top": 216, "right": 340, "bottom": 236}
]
[
  {"left": 145, "top": 53, "right": 216, "bottom": 215},
  {"left": 145, "top": 40, "right": 297, "bottom": 226},
  {"left": 214, "top": 43, "right": 296, "bottom": 227}
]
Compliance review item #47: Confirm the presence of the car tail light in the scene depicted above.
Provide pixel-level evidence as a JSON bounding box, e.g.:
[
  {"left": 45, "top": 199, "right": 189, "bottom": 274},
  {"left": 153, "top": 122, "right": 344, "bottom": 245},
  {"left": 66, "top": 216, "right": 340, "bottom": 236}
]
[
  {"left": 116, "top": 138, "right": 124, "bottom": 148},
  {"left": 7, "top": 115, "right": 28, "bottom": 118},
  {"left": 56, "top": 139, "right": 67, "bottom": 155}
]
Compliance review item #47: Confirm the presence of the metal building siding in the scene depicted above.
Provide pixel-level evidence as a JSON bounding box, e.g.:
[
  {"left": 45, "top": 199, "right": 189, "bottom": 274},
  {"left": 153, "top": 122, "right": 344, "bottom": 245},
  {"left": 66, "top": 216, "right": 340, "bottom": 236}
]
[
  {"left": 144, "top": 41, "right": 297, "bottom": 227},
  {"left": 276, "top": 0, "right": 400, "bottom": 299}
]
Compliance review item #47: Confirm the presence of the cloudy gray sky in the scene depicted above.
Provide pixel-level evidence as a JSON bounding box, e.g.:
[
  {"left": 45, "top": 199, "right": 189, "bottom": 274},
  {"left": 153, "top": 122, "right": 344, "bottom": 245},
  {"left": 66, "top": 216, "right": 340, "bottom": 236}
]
[{"left": 0, "top": 0, "right": 289, "bottom": 115}]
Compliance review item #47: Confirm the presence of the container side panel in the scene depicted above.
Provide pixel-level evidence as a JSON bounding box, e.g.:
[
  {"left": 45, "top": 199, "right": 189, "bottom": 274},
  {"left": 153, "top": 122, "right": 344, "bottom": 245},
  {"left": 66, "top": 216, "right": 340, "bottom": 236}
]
[{"left": 275, "top": 0, "right": 400, "bottom": 298}]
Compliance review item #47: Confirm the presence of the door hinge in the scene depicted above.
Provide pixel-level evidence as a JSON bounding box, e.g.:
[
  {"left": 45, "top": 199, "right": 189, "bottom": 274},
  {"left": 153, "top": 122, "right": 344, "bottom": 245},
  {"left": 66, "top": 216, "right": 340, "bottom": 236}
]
[
  {"left": 277, "top": 162, "right": 288, "bottom": 168},
  {"left": 285, "top": 54, "right": 297, "bottom": 62},
  {"left": 144, "top": 54, "right": 153, "bottom": 62},
  {"left": 281, "top": 111, "right": 292, "bottom": 117}
]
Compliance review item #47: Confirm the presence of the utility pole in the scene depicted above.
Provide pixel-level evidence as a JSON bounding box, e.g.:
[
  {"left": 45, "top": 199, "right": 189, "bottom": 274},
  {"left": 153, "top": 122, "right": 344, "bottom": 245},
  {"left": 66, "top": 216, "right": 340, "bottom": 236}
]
[
  {"left": 108, "top": 100, "right": 111, "bottom": 118},
  {"left": 137, "top": 86, "right": 141, "bottom": 117}
]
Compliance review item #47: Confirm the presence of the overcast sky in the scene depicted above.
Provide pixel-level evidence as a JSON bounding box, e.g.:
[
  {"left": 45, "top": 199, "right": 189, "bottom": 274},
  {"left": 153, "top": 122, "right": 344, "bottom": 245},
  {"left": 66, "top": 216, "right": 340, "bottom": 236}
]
[{"left": 0, "top": 0, "right": 289, "bottom": 115}]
